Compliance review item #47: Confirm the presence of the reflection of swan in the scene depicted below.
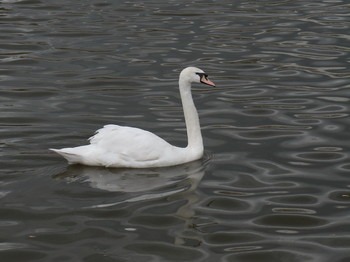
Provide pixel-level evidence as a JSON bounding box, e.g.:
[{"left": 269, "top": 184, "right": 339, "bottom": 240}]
[
  {"left": 51, "top": 67, "right": 215, "bottom": 168},
  {"left": 53, "top": 156, "right": 208, "bottom": 208}
]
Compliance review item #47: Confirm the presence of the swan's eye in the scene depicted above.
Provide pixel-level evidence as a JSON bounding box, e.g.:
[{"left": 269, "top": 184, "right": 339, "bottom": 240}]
[{"left": 196, "top": 72, "right": 208, "bottom": 79}]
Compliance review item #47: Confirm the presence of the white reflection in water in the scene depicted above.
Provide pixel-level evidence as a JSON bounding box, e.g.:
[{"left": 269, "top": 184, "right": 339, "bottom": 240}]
[{"left": 53, "top": 157, "right": 207, "bottom": 208}]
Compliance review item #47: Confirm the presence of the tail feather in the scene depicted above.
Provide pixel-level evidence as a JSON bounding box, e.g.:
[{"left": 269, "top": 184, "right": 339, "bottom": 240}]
[{"left": 50, "top": 148, "right": 85, "bottom": 164}]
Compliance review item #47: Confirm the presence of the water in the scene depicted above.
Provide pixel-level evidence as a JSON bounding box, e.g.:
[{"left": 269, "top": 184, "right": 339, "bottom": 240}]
[{"left": 1, "top": 0, "right": 350, "bottom": 261}]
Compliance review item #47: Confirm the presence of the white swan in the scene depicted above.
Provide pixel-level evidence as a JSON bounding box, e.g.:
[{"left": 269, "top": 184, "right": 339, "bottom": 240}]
[{"left": 51, "top": 67, "right": 215, "bottom": 168}]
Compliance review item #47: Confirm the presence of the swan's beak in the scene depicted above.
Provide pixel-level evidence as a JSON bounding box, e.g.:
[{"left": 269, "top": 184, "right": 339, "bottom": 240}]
[{"left": 200, "top": 75, "right": 216, "bottom": 87}]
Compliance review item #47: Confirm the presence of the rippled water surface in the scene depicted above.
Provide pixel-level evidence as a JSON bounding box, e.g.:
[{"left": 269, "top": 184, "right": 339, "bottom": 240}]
[{"left": 1, "top": 0, "right": 350, "bottom": 261}]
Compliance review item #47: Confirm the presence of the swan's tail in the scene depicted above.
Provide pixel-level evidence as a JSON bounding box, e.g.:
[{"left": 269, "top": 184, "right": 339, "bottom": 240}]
[{"left": 50, "top": 147, "right": 87, "bottom": 165}]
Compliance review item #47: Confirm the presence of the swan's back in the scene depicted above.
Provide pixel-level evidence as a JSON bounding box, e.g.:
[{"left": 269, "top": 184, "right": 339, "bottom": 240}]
[{"left": 90, "top": 124, "right": 175, "bottom": 162}]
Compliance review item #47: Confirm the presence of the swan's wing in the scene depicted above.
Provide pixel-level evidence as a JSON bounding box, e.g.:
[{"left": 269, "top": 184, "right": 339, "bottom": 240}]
[{"left": 88, "top": 124, "right": 175, "bottom": 162}]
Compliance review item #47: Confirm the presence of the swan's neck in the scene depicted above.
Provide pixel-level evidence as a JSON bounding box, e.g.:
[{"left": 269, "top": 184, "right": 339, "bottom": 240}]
[{"left": 179, "top": 80, "right": 203, "bottom": 156}]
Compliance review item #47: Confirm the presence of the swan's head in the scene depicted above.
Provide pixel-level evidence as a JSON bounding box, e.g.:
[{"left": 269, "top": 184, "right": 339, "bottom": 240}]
[{"left": 180, "top": 67, "right": 215, "bottom": 87}]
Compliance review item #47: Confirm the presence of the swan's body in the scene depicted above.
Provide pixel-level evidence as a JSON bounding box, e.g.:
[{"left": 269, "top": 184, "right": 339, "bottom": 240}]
[{"left": 51, "top": 67, "right": 215, "bottom": 168}]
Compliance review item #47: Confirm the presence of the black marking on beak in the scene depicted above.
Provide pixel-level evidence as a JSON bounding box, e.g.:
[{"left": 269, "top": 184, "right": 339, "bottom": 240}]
[
  {"left": 196, "top": 72, "right": 215, "bottom": 87},
  {"left": 196, "top": 72, "right": 209, "bottom": 84}
]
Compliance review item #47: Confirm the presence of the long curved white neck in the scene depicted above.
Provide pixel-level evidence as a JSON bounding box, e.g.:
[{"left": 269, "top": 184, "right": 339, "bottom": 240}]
[{"left": 179, "top": 79, "right": 203, "bottom": 155}]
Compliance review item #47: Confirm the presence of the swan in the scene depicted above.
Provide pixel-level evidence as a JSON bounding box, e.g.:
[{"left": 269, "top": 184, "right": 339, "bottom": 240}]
[{"left": 51, "top": 67, "right": 215, "bottom": 168}]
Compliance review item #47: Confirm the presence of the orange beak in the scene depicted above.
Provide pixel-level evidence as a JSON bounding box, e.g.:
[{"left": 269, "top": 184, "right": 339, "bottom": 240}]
[{"left": 200, "top": 76, "right": 216, "bottom": 87}]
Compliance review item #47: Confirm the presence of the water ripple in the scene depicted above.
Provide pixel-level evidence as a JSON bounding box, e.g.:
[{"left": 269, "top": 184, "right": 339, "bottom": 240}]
[{"left": 1, "top": 0, "right": 350, "bottom": 261}]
